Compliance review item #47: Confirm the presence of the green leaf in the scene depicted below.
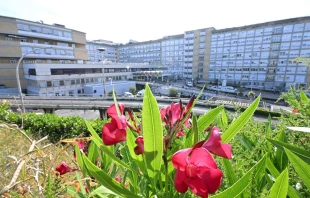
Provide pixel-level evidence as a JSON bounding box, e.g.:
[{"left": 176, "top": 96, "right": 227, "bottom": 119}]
[
  {"left": 90, "top": 186, "right": 118, "bottom": 197},
  {"left": 222, "top": 95, "right": 260, "bottom": 143},
  {"left": 66, "top": 186, "right": 86, "bottom": 198},
  {"left": 300, "top": 91, "right": 310, "bottom": 103},
  {"left": 275, "top": 131, "right": 288, "bottom": 172},
  {"left": 236, "top": 133, "right": 255, "bottom": 151},
  {"left": 267, "top": 138, "right": 310, "bottom": 164},
  {"left": 142, "top": 84, "right": 163, "bottom": 187},
  {"left": 196, "top": 106, "right": 223, "bottom": 133},
  {"left": 82, "top": 154, "right": 140, "bottom": 198},
  {"left": 266, "top": 158, "right": 300, "bottom": 198},
  {"left": 268, "top": 168, "right": 288, "bottom": 198},
  {"left": 222, "top": 158, "right": 237, "bottom": 186},
  {"left": 126, "top": 129, "right": 146, "bottom": 173},
  {"left": 221, "top": 109, "right": 228, "bottom": 126},
  {"left": 75, "top": 145, "right": 87, "bottom": 176},
  {"left": 193, "top": 114, "right": 198, "bottom": 143},
  {"left": 85, "top": 120, "right": 132, "bottom": 171},
  {"left": 285, "top": 148, "right": 310, "bottom": 189},
  {"left": 211, "top": 154, "right": 266, "bottom": 198},
  {"left": 112, "top": 87, "right": 121, "bottom": 116},
  {"left": 87, "top": 141, "right": 99, "bottom": 164}
]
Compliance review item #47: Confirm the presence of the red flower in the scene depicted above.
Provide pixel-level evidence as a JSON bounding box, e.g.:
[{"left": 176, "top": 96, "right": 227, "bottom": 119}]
[
  {"left": 85, "top": 186, "right": 90, "bottom": 194},
  {"left": 134, "top": 136, "right": 144, "bottom": 155},
  {"left": 115, "top": 177, "right": 121, "bottom": 183},
  {"left": 160, "top": 96, "right": 194, "bottom": 136},
  {"left": 202, "top": 127, "right": 232, "bottom": 159},
  {"left": 172, "top": 147, "right": 223, "bottom": 198},
  {"left": 74, "top": 141, "right": 86, "bottom": 159},
  {"left": 55, "top": 162, "right": 76, "bottom": 175},
  {"left": 292, "top": 108, "right": 299, "bottom": 114},
  {"left": 102, "top": 104, "right": 127, "bottom": 145}
]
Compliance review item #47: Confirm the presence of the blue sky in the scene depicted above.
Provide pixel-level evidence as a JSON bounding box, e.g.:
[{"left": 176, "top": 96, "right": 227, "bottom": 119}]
[{"left": 1, "top": 0, "right": 309, "bottom": 44}]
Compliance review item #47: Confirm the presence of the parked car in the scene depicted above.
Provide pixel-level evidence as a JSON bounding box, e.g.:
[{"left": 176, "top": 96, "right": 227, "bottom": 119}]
[
  {"left": 136, "top": 89, "right": 145, "bottom": 97},
  {"left": 124, "top": 92, "right": 134, "bottom": 97},
  {"left": 185, "top": 81, "right": 193, "bottom": 87}
]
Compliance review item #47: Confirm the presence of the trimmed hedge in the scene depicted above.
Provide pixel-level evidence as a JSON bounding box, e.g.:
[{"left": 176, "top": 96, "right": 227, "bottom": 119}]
[{"left": 0, "top": 104, "right": 107, "bottom": 143}]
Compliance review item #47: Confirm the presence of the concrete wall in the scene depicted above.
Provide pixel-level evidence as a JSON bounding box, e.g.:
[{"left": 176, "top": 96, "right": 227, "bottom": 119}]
[{"left": 84, "top": 81, "right": 136, "bottom": 97}]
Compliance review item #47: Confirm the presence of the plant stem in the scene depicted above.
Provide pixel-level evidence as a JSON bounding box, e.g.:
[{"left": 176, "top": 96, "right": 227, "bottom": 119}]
[{"left": 163, "top": 150, "right": 169, "bottom": 196}]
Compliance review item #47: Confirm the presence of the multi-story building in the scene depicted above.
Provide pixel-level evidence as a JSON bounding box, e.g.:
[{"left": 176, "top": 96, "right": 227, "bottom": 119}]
[
  {"left": 0, "top": 15, "right": 88, "bottom": 90},
  {"left": 118, "top": 40, "right": 161, "bottom": 65},
  {"left": 1, "top": 15, "right": 310, "bottom": 94},
  {"left": 86, "top": 39, "right": 118, "bottom": 63},
  {"left": 208, "top": 17, "right": 310, "bottom": 90}
]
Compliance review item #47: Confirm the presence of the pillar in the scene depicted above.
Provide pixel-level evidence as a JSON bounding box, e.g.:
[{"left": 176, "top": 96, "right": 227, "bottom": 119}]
[{"left": 99, "top": 109, "right": 107, "bottom": 119}]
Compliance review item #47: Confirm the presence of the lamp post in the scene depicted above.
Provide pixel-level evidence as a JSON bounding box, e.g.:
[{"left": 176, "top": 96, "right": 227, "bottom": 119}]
[
  {"left": 97, "top": 48, "right": 106, "bottom": 97},
  {"left": 16, "top": 47, "right": 52, "bottom": 113}
]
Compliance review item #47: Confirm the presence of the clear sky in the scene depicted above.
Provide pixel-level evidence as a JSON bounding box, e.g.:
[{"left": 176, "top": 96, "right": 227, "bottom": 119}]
[{"left": 1, "top": 0, "right": 309, "bottom": 44}]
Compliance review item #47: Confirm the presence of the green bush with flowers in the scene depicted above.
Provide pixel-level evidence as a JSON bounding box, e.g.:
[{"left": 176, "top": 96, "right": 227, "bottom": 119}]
[
  {"left": 0, "top": 84, "right": 309, "bottom": 197},
  {"left": 60, "top": 84, "right": 309, "bottom": 197}
]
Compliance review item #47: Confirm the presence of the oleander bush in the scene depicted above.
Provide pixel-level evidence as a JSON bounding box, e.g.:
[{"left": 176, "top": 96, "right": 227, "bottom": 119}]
[{"left": 0, "top": 85, "right": 309, "bottom": 197}]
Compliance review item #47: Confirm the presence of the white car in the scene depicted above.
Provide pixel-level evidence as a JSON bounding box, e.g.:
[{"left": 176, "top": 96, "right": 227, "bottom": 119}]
[
  {"left": 186, "top": 82, "right": 193, "bottom": 87},
  {"left": 124, "top": 92, "right": 134, "bottom": 97}
]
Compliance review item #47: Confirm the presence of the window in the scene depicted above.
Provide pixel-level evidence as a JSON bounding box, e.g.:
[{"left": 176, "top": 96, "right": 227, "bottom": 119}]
[
  {"left": 5, "top": 37, "right": 12, "bottom": 41},
  {"left": 47, "top": 81, "right": 52, "bottom": 87},
  {"left": 10, "top": 59, "right": 16, "bottom": 64},
  {"left": 60, "top": 80, "right": 64, "bottom": 86},
  {"left": 21, "top": 38, "right": 27, "bottom": 42}
]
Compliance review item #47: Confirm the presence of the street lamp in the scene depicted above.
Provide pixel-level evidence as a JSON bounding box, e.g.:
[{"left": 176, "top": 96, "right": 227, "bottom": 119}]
[
  {"left": 97, "top": 48, "right": 106, "bottom": 97},
  {"left": 16, "top": 47, "right": 53, "bottom": 113}
]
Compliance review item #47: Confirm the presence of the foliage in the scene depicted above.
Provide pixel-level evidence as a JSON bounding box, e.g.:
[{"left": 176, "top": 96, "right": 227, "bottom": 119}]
[
  {"left": 1, "top": 84, "right": 310, "bottom": 197},
  {"left": 108, "top": 90, "right": 117, "bottom": 96},
  {"left": 168, "top": 87, "right": 178, "bottom": 97},
  {"left": 129, "top": 86, "right": 137, "bottom": 95},
  {"left": 293, "top": 57, "right": 310, "bottom": 70},
  {"left": 0, "top": 106, "right": 107, "bottom": 143}
]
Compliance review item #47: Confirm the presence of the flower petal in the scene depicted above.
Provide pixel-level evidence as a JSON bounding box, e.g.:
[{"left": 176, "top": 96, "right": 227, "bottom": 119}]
[
  {"left": 185, "top": 177, "right": 209, "bottom": 198},
  {"left": 107, "top": 103, "right": 125, "bottom": 118},
  {"left": 203, "top": 127, "right": 232, "bottom": 159},
  {"left": 174, "top": 169, "right": 188, "bottom": 193},
  {"left": 189, "top": 148, "right": 217, "bottom": 169},
  {"left": 172, "top": 148, "right": 192, "bottom": 170},
  {"left": 200, "top": 168, "right": 223, "bottom": 194},
  {"left": 102, "top": 121, "right": 127, "bottom": 145},
  {"left": 56, "top": 162, "right": 76, "bottom": 175}
]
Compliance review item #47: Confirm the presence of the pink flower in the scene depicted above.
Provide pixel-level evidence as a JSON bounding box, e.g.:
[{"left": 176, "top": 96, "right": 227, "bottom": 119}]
[
  {"left": 202, "top": 127, "right": 232, "bottom": 159},
  {"left": 160, "top": 96, "right": 194, "bottom": 136},
  {"left": 292, "top": 108, "right": 299, "bottom": 114},
  {"left": 172, "top": 147, "right": 223, "bottom": 198},
  {"left": 55, "top": 162, "right": 76, "bottom": 175},
  {"left": 134, "top": 136, "right": 144, "bottom": 155},
  {"left": 73, "top": 141, "right": 86, "bottom": 159},
  {"left": 102, "top": 104, "right": 127, "bottom": 145},
  {"left": 115, "top": 177, "right": 121, "bottom": 183}
]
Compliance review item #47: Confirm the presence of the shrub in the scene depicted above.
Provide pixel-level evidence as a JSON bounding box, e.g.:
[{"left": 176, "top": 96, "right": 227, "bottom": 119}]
[
  {"left": 129, "top": 86, "right": 136, "bottom": 95},
  {"left": 168, "top": 87, "right": 178, "bottom": 97}
]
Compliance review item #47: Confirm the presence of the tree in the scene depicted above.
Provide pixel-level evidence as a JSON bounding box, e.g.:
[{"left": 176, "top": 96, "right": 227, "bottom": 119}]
[
  {"left": 129, "top": 86, "right": 136, "bottom": 95},
  {"left": 293, "top": 57, "right": 310, "bottom": 69},
  {"left": 108, "top": 90, "right": 116, "bottom": 96},
  {"left": 169, "top": 88, "right": 178, "bottom": 97}
]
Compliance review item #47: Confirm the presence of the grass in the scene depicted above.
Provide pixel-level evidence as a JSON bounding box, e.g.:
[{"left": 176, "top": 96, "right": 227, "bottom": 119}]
[{"left": 0, "top": 122, "right": 82, "bottom": 197}]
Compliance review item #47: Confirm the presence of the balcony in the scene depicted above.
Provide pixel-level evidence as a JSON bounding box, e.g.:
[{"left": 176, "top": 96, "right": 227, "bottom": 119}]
[
  {"left": 272, "top": 30, "right": 283, "bottom": 34},
  {"left": 18, "top": 30, "right": 72, "bottom": 42},
  {"left": 20, "top": 42, "right": 73, "bottom": 50},
  {"left": 268, "top": 55, "right": 279, "bottom": 59}
]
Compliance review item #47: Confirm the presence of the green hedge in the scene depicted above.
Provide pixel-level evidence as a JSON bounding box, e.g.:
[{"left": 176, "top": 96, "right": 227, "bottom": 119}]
[{"left": 0, "top": 104, "right": 107, "bottom": 143}]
